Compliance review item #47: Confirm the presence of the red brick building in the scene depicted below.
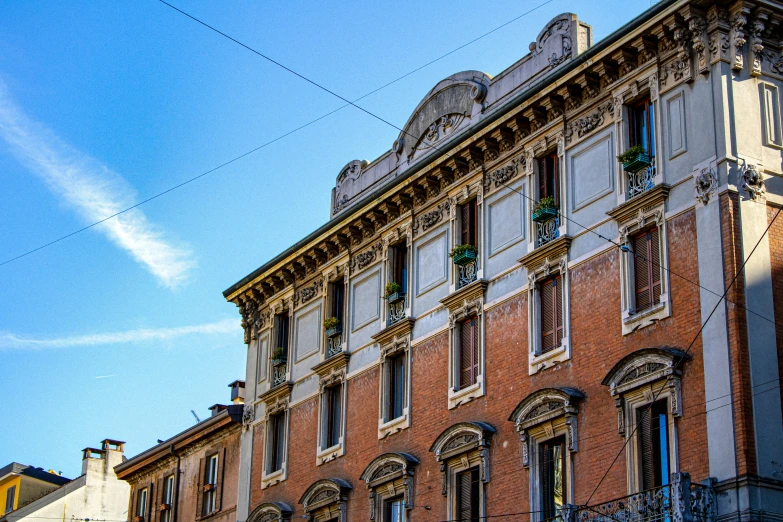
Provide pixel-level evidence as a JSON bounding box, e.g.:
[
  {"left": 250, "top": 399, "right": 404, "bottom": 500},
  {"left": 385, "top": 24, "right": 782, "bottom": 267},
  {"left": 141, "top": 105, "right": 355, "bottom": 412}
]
[{"left": 223, "top": 2, "right": 783, "bottom": 521}]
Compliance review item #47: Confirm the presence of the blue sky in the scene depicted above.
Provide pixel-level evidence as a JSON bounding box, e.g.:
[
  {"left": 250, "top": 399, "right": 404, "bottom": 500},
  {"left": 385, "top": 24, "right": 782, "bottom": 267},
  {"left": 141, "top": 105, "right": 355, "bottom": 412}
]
[{"left": 0, "top": 1, "right": 652, "bottom": 478}]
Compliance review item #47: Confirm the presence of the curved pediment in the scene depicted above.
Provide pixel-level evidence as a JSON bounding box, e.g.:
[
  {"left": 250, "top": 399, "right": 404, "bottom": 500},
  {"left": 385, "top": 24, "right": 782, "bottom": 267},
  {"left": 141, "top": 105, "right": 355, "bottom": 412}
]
[
  {"left": 429, "top": 421, "right": 495, "bottom": 459},
  {"left": 508, "top": 387, "right": 584, "bottom": 430},
  {"left": 602, "top": 347, "right": 691, "bottom": 393},
  {"left": 360, "top": 452, "right": 418, "bottom": 487},
  {"left": 393, "top": 71, "right": 491, "bottom": 162},
  {"left": 299, "top": 478, "right": 352, "bottom": 512},
  {"left": 247, "top": 502, "right": 293, "bottom": 522}
]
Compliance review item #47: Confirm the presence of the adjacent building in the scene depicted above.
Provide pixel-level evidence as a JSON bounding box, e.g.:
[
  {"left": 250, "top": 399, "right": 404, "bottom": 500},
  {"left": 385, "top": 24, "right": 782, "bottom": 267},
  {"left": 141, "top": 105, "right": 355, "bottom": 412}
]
[
  {"left": 223, "top": 0, "right": 783, "bottom": 521},
  {"left": 115, "top": 382, "right": 245, "bottom": 522},
  {"left": 0, "top": 440, "right": 130, "bottom": 522},
  {"left": 0, "top": 463, "right": 69, "bottom": 517}
]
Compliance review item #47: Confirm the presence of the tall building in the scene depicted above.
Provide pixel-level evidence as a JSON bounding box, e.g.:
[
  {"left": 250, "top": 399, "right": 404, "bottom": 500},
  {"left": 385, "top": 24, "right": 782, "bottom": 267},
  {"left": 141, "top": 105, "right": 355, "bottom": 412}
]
[
  {"left": 0, "top": 464, "right": 69, "bottom": 517},
  {"left": 223, "top": 1, "right": 783, "bottom": 521},
  {"left": 115, "top": 382, "right": 245, "bottom": 522},
  {"left": 0, "top": 440, "right": 129, "bottom": 522}
]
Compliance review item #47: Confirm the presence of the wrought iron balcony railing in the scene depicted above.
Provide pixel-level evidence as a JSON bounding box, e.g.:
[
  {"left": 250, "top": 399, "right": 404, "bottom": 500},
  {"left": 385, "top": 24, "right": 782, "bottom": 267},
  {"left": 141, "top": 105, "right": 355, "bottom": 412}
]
[
  {"left": 567, "top": 472, "right": 714, "bottom": 522},
  {"left": 326, "top": 332, "right": 344, "bottom": 358},
  {"left": 457, "top": 259, "right": 479, "bottom": 289},
  {"left": 387, "top": 295, "right": 407, "bottom": 325},
  {"left": 627, "top": 157, "right": 656, "bottom": 199},
  {"left": 272, "top": 364, "right": 287, "bottom": 387},
  {"left": 536, "top": 216, "right": 560, "bottom": 248}
]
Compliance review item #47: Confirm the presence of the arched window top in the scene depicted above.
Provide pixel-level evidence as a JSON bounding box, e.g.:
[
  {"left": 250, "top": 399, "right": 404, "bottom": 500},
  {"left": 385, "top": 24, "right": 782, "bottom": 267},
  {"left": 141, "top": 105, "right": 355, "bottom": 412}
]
[
  {"left": 429, "top": 421, "right": 496, "bottom": 461},
  {"left": 508, "top": 387, "right": 584, "bottom": 431},
  {"left": 602, "top": 347, "right": 690, "bottom": 395},
  {"left": 298, "top": 479, "right": 351, "bottom": 522},
  {"left": 247, "top": 502, "right": 293, "bottom": 522},
  {"left": 359, "top": 452, "right": 419, "bottom": 488}
]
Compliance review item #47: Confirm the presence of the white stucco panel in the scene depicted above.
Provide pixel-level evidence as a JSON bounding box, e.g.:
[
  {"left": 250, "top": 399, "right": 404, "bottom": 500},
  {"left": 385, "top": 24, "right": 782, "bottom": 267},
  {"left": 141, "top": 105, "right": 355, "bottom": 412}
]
[
  {"left": 351, "top": 269, "right": 380, "bottom": 330},
  {"left": 488, "top": 189, "right": 525, "bottom": 256}
]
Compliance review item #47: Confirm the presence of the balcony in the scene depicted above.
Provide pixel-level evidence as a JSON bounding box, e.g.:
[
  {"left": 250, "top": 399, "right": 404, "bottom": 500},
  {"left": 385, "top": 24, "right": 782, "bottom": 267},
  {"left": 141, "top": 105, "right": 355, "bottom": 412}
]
[
  {"left": 387, "top": 294, "right": 407, "bottom": 325},
  {"left": 566, "top": 473, "right": 714, "bottom": 522},
  {"left": 326, "top": 331, "right": 343, "bottom": 358},
  {"left": 271, "top": 361, "right": 287, "bottom": 387},
  {"left": 626, "top": 157, "right": 656, "bottom": 199}
]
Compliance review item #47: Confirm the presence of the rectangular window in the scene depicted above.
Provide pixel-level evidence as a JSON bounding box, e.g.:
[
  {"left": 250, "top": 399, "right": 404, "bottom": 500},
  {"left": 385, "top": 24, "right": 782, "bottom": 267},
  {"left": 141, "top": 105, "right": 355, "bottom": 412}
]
[
  {"left": 633, "top": 228, "right": 662, "bottom": 313},
  {"left": 539, "top": 436, "right": 566, "bottom": 520},
  {"left": 161, "top": 475, "right": 174, "bottom": 522},
  {"left": 330, "top": 278, "right": 345, "bottom": 325},
  {"left": 383, "top": 497, "right": 405, "bottom": 522},
  {"left": 461, "top": 199, "right": 478, "bottom": 246},
  {"left": 539, "top": 275, "right": 564, "bottom": 353},
  {"left": 455, "top": 468, "right": 480, "bottom": 522},
  {"left": 5, "top": 485, "right": 15, "bottom": 514},
  {"left": 324, "top": 383, "right": 342, "bottom": 449},
  {"left": 269, "top": 412, "right": 286, "bottom": 473},
  {"left": 638, "top": 400, "right": 670, "bottom": 490},
  {"left": 538, "top": 153, "right": 560, "bottom": 206},
  {"left": 387, "top": 353, "right": 406, "bottom": 421},
  {"left": 136, "top": 488, "right": 148, "bottom": 519},
  {"left": 202, "top": 453, "right": 218, "bottom": 515},
  {"left": 391, "top": 244, "right": 408, "bottom": 294},
  {"left": 629, "top": 96, "right": 656, "bottom": 157},
  {"left": 275, "top": 313, "right": 290, "bottom": 357},
  {"left": 459, "top": 316, "right": 479, "bottom": 390}
]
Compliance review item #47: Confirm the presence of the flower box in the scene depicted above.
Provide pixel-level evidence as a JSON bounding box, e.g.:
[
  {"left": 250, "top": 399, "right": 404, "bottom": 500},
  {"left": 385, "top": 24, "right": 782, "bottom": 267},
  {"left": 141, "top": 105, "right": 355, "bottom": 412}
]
[
  {"left": 271, "top": 356, "right": 287, "bottom": 367},
  {"left": 387, "top": 292, "right": 405, "bottom": 304},
  {"left": 532, "top": 206, "right": 558, "bottom": 223},
  {"left": 452, "top": 249, "right": 477, "bottom": 266},
  {"left": 621, "top": 151, "right": 651, "bottom": 173},
  {"left": 325, "top": 326, "right": 342, "bottom": 338}
]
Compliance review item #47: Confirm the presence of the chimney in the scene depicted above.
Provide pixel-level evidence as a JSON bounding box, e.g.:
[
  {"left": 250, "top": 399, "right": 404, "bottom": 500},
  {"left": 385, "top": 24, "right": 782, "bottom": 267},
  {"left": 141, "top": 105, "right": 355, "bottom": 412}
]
[
  {"left": 102, "top": 439, "right": 126, "bottom": 468},
  {"left": 228, "top": 380, "right": 245, "bottom": 404}
]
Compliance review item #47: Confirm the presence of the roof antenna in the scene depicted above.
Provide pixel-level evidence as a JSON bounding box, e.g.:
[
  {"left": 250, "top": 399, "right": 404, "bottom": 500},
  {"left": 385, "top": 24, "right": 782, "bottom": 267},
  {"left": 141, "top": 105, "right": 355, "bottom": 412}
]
[{"left": 190, "top": 410, "right": 201, "bottom": 423}]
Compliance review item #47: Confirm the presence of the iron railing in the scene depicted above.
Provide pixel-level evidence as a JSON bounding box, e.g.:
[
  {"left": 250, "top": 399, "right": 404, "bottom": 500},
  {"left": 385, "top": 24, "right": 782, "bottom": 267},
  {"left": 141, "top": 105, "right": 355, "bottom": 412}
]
[
  {"left": 388, "top": 295, "right": 407, "bottom": 325},
  {"left": 536, "top": 216, "right": 560, "bottom": 247},
  {"left": 458, "top": 259, "right": 479, "bottom": 289},
  {"left": 326, "top": 332, "right": 343, "bottom": 358},
  {"left": 627, "top": 157, "right": 656, "bottom": 199},
  {"left": 272, "top": 364, "right": 287, "bottom": 387}
]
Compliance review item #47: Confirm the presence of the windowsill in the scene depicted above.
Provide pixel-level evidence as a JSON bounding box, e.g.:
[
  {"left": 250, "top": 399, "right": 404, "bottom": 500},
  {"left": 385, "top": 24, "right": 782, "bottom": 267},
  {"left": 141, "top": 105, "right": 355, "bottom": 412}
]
[
  {"left": 448, "top": 379, "right": 484, "bottom": 409},
  {"left": 316, "top": 442, "right": 344, "bottom": 465},
  {"left": 622, "top": 298, "right": 669, "bottom": 335},
  {"left": 528, "top": 341, "right": 570, "bottom": 375},
  {"left": 199, "top": 509, "right": 224, "bottom": 521},
  {"left": 378, "top": 412, "right": 409, "bottom": 439},
  {"left": 260, "top": 468, "right": 286, "bottom": 489}
]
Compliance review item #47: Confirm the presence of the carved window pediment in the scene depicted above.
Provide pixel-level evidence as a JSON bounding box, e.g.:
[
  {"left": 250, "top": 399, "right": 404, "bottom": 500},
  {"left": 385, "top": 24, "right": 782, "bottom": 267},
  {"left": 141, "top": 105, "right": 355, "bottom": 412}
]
[
  {"left": 602, "top": 347, "right": 690, "bottom": 396},
  {"left": 247, "top": 502, "right": 293, "bottom": 522},
  {"left": 299, "top": 479, "right": 352, "bottom": 522},
  {"left": 359, "top": 453, "right": 418, "bottom": 520},
  {"left": 429, "top": 422, "right": 495, "bottom": 496}
]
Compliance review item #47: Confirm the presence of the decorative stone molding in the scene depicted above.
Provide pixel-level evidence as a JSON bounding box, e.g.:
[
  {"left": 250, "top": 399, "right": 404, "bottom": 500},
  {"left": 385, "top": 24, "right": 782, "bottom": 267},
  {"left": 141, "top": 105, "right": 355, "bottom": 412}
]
[
  {"left": 333, "top": 160, "right": 370, "bottom": 214},
  {"left": 518, "top": 235, "right": 572, "bottom": 272},
  {"left": 565, "top": 99, "right": 615, "bottom": 143},
  {"left": 413, "top": 201, "right": 451, "bottom": 236},
  {"left": 299, "top": 478, "right": 352, "bottom": 522},
  {"left": 247, "top": 502, "right": 293, "bottom": 522},
  {"left": 360, "top": 453, "right": 419, "bottom": 520},
  {"left": 689, "top": 14, "right": 710, "bottom": 75},
  {"left": 707, "top": 6, "right": 730, "bottom": 64},
  {"left": 242, "top": 404, "right": 255, "bottom": 431},
  {"left": 350, "top": 241, "right": 383, "bottom": 274},
  {"left": 749, "top": 11, "right": 768, "bottom": 77},
  {"left": 483, "top": 156, "right": 522, "bottom": 193},
  {"left": 740, "top": 162, "right": 766, "bottom": 201},
  {"left": 730, "top": 5, "right": 750, "bottom": 71},
  {"left": 508, "top": 387, "right": 584, "bottom": 467},
  {"left": 693, "top": 164, "right": 718, "bottom": 206},
  {"left": 607, "top": 184, "right": 671, "bottom": 224},
  {"left": 294, "top": 277, "right": 324, "bottom": 307},
  {"left": 429, "top": 422, "right": 496, "bottom": 496}
]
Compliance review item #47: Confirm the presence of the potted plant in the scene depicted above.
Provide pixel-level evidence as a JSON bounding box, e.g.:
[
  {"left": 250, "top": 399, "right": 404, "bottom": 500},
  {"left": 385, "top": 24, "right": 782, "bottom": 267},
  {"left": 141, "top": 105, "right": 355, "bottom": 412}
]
[
  {"left": 323, "top": 317, "right": 341, "bottom": 337},
  {"left": 532, "top": 196, "right": 558, "bottom": 222},
  {"left": 617, "top": 144, "right": 651, "bottom": 173},
  {"left": 271, "top": 346, "right": 287, "bottom": 366},
  {"left": 384, "top": 282, "right": 404, "bottom": 304},
  {"left": 449, "top": 244, "right": 478, "bottom": 265}
]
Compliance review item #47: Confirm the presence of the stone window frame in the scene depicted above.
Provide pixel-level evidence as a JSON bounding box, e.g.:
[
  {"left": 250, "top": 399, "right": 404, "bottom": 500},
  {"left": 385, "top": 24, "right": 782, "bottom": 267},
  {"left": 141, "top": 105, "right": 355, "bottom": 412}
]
[
  {"left": 246, "top": 502, "right": 293, "bottom": 522},
  {"left": 381, "top": 225, "right": 413, "bottom": 327},
  {"left": 448, "top": 181, "right": 484, "bottom": 292},
  {"left": 524, "top": 134, "right": 568, "bottom": 250},
  {"left": 609, "top": 185, "right": 672, "bottom": 335},
  {"left": 359, "top": 452, "right": 419, "bottom": 522},
  {"left": 321, "top": 264, "right": 349, "bottom": 361},
  {"left": 314, "top": 362, "right": 349, "bottom": 465},
  {"left": 526, "top": 250, "right": 571, "bottom": 374},
  {"left": 259, "top": 387, "right": 292, "bottom": 489},
  {"left": 429, "top": 422, "right": 496, "bottom": 522},
  {"left": 299, "top": 478, "right": 352, "bottom": 522},
  {"left": 602, "top": 347, "right": 690, "bottom": 494},
  {"left": 376, "top": 332, "right": 412, "bottom": 439},
  {"left": 440, "top": 281, "right": 488, "bottom": 409},
  {"left": 268, "top": 297, "right": 294, "bottom": 389},
  {"left": 508, "top": 388, "right": 584, "bottom": 522}
]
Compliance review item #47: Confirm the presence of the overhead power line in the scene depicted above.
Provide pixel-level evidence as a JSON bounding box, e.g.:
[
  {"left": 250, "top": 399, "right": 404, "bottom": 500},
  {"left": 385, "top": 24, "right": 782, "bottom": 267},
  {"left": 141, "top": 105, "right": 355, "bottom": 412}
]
[{"left": 0, "top": 0, "right": 554, "bottom": 268}]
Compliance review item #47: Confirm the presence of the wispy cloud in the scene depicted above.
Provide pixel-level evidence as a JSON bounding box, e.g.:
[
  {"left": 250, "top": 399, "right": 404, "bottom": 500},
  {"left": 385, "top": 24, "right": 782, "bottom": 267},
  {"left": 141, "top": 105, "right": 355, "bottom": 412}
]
[
  {"left": 94, "top": 374, "right": 117, "bottom": 379},
  {"left": 0, "top": 80, "right": 194, "bottom": 287},
  {"left": 0, "top": 318, "right": 237, "bottom": 350}
]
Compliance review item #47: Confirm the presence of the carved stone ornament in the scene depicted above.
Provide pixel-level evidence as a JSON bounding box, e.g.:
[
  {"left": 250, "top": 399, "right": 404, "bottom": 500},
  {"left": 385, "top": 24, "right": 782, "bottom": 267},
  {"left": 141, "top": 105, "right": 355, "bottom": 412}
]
[
  {"left": 294, "top": 277, "right": 324, "bottom": 307},
  {"left": 359, "top": 453, "right": 419, "bottom": 520},
  {"left": 429, "top": 422, "right": 496, "bottom": 495},
  {"left": 247, "top": 502, "right": 293, "bottom": 522},
  {"left": 299, "top": 479, "right": 352, "bottom": 522},
  {"left": 693, "top": 166, "right": 718, "bottom": 206},
  {"left": 565, "top": 99, "right": 615, "bottom": 143},
  {"left": 416, "top": 114, "right": 466, "bottom": 154},
  {"left": 749, "top": 13, "right": 767, "bottom": 77},
  {"left": 535, "top": 16, "right": 573, "bottom": 68},
  {"left": 242, "top": 404, "right": 255, "bottom": 431},
  {"left": 238, "top": 296, "right": 271, "bottom": 344},
  {"left": 333, "top": 160, "right": 370, "bottom": 214},
  {"left": 730, "top": 10, "right": 748, "bottom": 71},
  {"left": 412, "top": 201, "right": 451, "bottom": 236},
  {"left": 483, "top": 156, "right": 522, "bottom": 192},
  {"left": 350, "top": 242, "right": 383, "bottom": 273},
  {"left": 740, "top": 162, "right": 765, "bottom": 201},
  {"left": 689, "top": 15, "right": 710, "bottom": 74}
]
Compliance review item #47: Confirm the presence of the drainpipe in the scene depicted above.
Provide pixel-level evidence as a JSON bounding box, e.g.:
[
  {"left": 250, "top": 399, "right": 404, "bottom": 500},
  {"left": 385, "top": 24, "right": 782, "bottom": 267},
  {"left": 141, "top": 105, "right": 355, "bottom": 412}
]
[{"left": 169, "top": 445, "right": 181, "bottom": 522}]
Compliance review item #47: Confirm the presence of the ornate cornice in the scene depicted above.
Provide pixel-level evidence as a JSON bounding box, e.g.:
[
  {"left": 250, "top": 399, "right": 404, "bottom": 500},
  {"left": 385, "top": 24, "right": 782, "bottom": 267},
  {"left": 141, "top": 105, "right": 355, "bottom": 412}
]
[
  {"left": 311, "top": 352, "right": 350, "bottom": 378},
  {"left": 439, "top": 280, "right": 488, "bottom": 313},
  {"left": 607, "top": 184, "right": 671, "bottom": 224},
  {"left": 258, "top": 382, "right": 293, "bottom": 405},
  {"left": 371, "top": 317, "right": 415, "bottom": 346},
  {"left": 518, "top": 236, "right": 572, "bottom": 271}
]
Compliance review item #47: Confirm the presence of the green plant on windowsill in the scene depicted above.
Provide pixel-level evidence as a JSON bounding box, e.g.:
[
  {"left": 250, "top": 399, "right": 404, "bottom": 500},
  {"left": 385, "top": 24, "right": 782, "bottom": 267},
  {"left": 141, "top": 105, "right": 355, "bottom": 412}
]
[
  {"left": 323, "top": 317, "right": 341, "bottom": 337},
  {"left": 271, "top": 346, "right": 287, "bottom": 365},
  {"left": 449, "top": 244, "right": 478, "bottom": 265},
  {"left": 384, "top": 282, "right": 405, "bottom": 303},
  {"left": 532, "top": 196, "right": 558, "bottom": 222},
  {"left": 617, "top": 144, "right": 651, "bottom": 173}
]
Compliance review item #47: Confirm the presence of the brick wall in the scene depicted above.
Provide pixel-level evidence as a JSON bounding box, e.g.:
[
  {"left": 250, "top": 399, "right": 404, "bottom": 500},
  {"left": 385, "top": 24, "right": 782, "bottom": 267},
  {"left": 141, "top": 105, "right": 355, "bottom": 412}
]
[
  {"left": 767, "top": 202, "right": 783, "bottom": 434},
  {"left": 248, "top": 210, "right": 709, "bottom": 520}
]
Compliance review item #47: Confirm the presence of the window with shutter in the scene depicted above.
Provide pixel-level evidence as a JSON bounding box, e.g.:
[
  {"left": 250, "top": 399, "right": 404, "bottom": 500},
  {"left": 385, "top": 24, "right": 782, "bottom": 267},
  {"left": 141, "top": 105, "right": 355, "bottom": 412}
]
[
  {"left": 387, "top": 354, "right": 406, "bottom": 421},
  {"left": 5, "top": 486, "right": 15, "bottom": 514},
  {"left": 459, "top": 316, "right": 479, "bottom": 389},
  {"left": 160, "top": 475, "right": 174, "bottom": 522},
  {"left": 538, "top": 154, "right": 560, "bottom": 205},
  {"left": 268, "top": 412, "right": 286, "bottom": 473},
  {"left": 637, "top": 400, "right": 670, "bottom": 490},
  {"left": 455, "top": 468, "right": 480, "bottom": 522},
  {"left": 137, "top": 488, "right": 148, "bottom": 520},
  {"left": 202, "top": 454, "right": 218, "bottom": 515},
  {"left": 391, "top": 244, "right": 408, "bottom": 293},
  {"left": 633, "top": 228, "right": 662, "bottom": 313},
  {"left": 461, "top": 200, "right": 478, "bottom": 246},
  {"left": 275, "top": 313, "right": 290, "bottom": 357},
  {"left": 325, "top": 383, "right": 342, "bottom": 448},
  {"left": 539, "top": 275, "right": 563, "bottom": 353},
  {"left": 331, "top": 278, "right": 345, "bottom": 324},
  {"left": 539, "top": 436, "right": 566, "bottom": 520},
  {"left": 629, "top": 96, "right": 656, "bottom": 157}
]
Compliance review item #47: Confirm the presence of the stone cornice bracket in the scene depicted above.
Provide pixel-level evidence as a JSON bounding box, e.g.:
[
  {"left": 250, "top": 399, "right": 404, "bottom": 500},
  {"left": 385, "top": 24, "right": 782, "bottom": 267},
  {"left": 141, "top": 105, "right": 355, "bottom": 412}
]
[
  {"left": 707, "top": 6, "right": 731, "bottom": 65},
  {"left": 258, "top": 382, "right": 293, "bottom": 412},
  {"left": 681, "top": 6, "right": 709, "bottom": 75},
  {"left": 607, "top": 183, "right": 671, "bottom": 224},
  {"left": 440, "top": 280, "right": 488, "bottom": 314},
  {"left": 729, "top": 2, "right": 752, "bottom": 71},
  {"left": 749, "top": 8, "right": 771, "bottom": 77},
  {"left": 518, "top": 235, "right": 572, "bottom": 272},
  {"left": 371, "top": 317, "right": 415, "bottom": 348},
  {"left": 311, "top": 352, "right": 350, "bottom": 383}
]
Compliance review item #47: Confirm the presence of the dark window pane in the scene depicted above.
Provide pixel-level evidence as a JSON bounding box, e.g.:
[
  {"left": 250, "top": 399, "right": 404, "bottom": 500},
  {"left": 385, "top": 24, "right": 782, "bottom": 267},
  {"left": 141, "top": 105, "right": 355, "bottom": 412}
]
[
  {"left": 638, "top": 400, "right": 670, "bottom": 490},
  {"left": 630, "top": 97, "right": 655, "bottom": 157},
  {"left": 326, "top": 384, "right": 342, "bottom": 448},
  {"left": 388, "top": 354, "right": 405, "bottom": 420},
  {"left": 392, "top": 244, "right": 408, "bottom": 293},
  {"left": 456, "top": 468, "right": 480, "bottom": 522},
  {"left": 461, "top": 200, "right": 478, "bottom": 246},
  {"left": 540, "top": 436, "right": 566, "bottom": 519},
  {"left": 384, "top": 498, "right": 405, "bottom": 522},
  {"left": 331, "top": 279, "right": 344, "bottom": 324},
  {"left": 269, "top": 412, "right": 286, "bottom": 472}
]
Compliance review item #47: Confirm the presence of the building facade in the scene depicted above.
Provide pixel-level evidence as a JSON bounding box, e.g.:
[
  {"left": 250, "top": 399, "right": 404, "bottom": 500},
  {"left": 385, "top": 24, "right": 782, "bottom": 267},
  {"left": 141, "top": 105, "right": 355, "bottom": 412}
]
[
  {"left": 0, "top": 463, "right": 69, "bottom": 517},
  {"left": 223, "top": 1, "right": 783, "bottom": 521},
  {"left": 0, "top": 440, "right": 129, "bottom": 522},
  {"left": 115, "top": 383, "right": 244, "bottom": 522}
]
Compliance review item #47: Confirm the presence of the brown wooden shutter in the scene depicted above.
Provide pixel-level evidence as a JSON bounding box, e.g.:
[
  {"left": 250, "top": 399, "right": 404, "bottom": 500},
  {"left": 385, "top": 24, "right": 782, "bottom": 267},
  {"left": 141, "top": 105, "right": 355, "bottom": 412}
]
[
  {"left": 538, "top": 158, "right": 548, "bottom": 200},
  {"left": 554, "top": 276, "right": 564, "bottom": 348},
  {"left": 154, "top": 477, "right": 163, "bottom": 522},
  {"left": 147, "top": 483, "right": 155, "bottom": 522},
  {"left": 638, "top": 408, "right": 655, "bottom": 491},
  {"left": 634, "top": 229, "right": 662, "bottom": 312},
  {"left": 214, "top": 448, "right": 226, "bottom": 512},
  {"left": 459, "top": 317, "right": 479, "bottom": 389},
  {"left": 553, "top": 155, "right": 560, "bottom": 206},
  {"left": 541, "top": 279, "right": 555, "bottom": 352},
  {"left": 461, "top": 200, "right": 477, "bottom": 246},
  {"left": 457, "top": 470, "right": 471, "bottom": 522},
  {"left": 195, "top": 457, "right": 205, "bottom": 520},
  {"left": 649, "top": 227, "right": 662, "bottom": 305},
  {"left": 130, "top": 488, "right": 137, "bottom": 522}
]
